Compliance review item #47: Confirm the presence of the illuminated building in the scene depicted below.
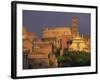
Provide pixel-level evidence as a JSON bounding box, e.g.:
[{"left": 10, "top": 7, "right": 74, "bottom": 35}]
[
  {"left": 23, "top": 17, "right": 91, "bottom": 69},
  {"left": 42, "top": 17, "right": 90, "bottom": 52},
  {"left": 23, "top": 27, "right": 57, "bottom": 68},
  {"left": 71, "top": 16, "right": 78, "bottom": 38},
  {"left": 69, "top": 33, "right": 90, "bottom": 52},
  {"left": 42, "top": 27, "right": 71, "bottom": 49},
  {"left": 23, "top": 27, "right": 36, "bottom": 53}
]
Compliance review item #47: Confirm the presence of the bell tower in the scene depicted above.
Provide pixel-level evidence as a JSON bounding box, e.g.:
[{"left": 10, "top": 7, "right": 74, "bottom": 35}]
[{"left": 71, "top": 17, "right": 78, "bottom": 38}]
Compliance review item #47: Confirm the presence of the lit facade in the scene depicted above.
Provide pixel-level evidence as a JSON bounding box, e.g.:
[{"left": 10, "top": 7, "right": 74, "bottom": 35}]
[
  {"left": 23, "top": 27, "right": 36, "bottom": 53},
  {"left": 71, "top": 17, "right": 78, "bottom": 38},
  {"left": 42, "top": 27, "right": 71, "bottom": 38},
  {"left": 33, "top": 41, "right": 52, "bottom": 55},
  {"left": 69, "top": 33, "right": 89, "bottom": 52},
  {"left": 42, "top": 27, "right": 72, "bottom": 49},
  {"left": 42, "top": 17, "right": 90, "bottom": 52},
  {"left": 23, "top": 17, "right": 91, "bottom": 69}
]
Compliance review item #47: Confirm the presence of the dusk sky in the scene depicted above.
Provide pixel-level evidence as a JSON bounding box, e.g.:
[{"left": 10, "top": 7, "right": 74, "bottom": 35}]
[{"left": 23, "top": 10, "right": 91, "bottom": 37}]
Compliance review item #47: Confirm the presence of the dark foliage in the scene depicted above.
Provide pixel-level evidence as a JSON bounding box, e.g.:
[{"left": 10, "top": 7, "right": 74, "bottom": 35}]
[{"left": 56, "top": 50, "right": 91, "bottom": 67}]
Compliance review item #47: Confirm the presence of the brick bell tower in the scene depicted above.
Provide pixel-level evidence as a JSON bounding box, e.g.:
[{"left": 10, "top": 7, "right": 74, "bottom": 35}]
[{"left": 71, "top": 17, "right": 78, "bottom": 38}]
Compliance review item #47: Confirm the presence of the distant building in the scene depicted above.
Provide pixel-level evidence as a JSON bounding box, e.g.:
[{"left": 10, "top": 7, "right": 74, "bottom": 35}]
[
  {"left": 83, "top": 35, "right": 91, "bottom": 52},
  {"left": 42, "top": 27, "right": 71, "bottom": 49},
  {"left": 71, "top": 16, "right": 79, "bottom": 38},
  {"left": 33, "top": 41, "right": 53, "bottom": 55},
  {"left": 42, "top": 17, "right": 90, "bottom": 52},
  {"left": 42, "top": 27, "right": 71, "bottom": 38},
  {"left": 23, "top": 27, "right": 37, "bottom": 53},
  {"left": 23, "top": 27, "right": 57, "bottom": 69},
  {"left": 69, "top": 33, "right": 90, "bottom": 52},
  {"left": 23, "top": 17, "right": 91, "bottom": 69}
]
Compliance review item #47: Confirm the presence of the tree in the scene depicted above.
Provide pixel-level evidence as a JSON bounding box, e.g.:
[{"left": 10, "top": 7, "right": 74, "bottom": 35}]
[{"left": 57, "top": 50, "right": 91, "bottom": 67}]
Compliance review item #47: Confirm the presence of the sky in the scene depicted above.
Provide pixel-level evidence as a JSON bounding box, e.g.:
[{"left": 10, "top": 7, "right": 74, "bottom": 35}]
[{"left": 23, "top": 10, "right": 91, "bottom": 37}]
